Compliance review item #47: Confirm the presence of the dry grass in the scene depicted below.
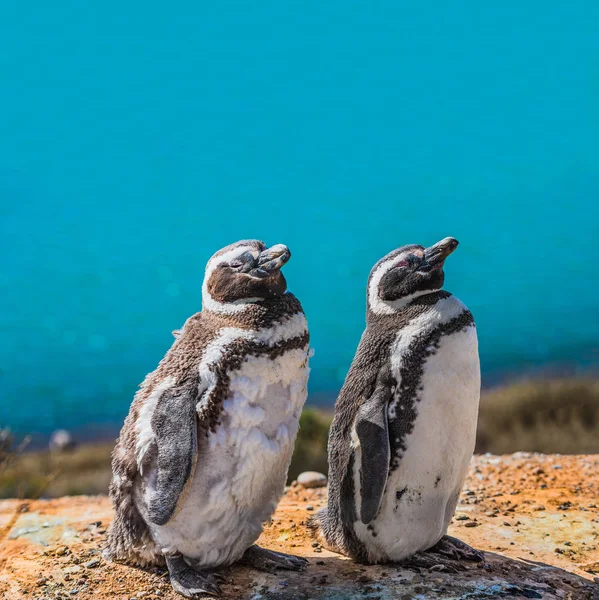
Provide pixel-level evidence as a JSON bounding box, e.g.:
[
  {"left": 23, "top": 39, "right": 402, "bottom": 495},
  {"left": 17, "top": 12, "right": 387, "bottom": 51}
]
[
  {"left": 0, "top": 428, "right": 12, "bottom": 478},
  {"left": 2, "top": 377, "right": 599, "bottom": 499},
  {"left": 0, "top": 410, "right": 332, "bottom": 499},
  {"left": 288, "top": 407, "right": 332, "bottom": 481},
  {"left": 0, "top": 442, "right": 113, "bottom": 499},
  {"left": 476, "top": 377, "right": 599, "bottom": 454}
]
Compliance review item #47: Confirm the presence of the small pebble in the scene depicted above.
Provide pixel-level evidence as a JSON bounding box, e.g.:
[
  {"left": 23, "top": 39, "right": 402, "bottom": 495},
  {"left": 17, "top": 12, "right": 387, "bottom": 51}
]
[
  {"left": 63, "top": 566, "right": 81, "bottom": 575},
  {"left": 464, "top": 521, "right": 478, "bottom": 528},
  {"left": 455, "top": 515, "right": 469, "bottom": 521},
  {"left": 306, "top": 505, "right": 314, "bottom": 511},
  {"left": 297, "top": 471, "right": 328, "bottom": 489},
  {"left": 84, "top": 558, "right": 101, "bottom": 568}
]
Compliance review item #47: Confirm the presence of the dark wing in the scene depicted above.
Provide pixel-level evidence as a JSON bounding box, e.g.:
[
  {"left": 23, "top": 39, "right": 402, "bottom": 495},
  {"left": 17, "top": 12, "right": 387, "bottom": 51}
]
[
  {"left": 146, "top": 385, "right": 200, "bottom": 526},
  {"left": 355, "top": 369, "right": 394, "bottom": 525}
]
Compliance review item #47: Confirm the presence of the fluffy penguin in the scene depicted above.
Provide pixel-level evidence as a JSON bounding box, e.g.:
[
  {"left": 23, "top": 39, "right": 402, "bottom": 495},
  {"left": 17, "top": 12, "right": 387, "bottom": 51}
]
[
  {"left": 315, "top": 237, "right": 483, "bottom": 567},
  {"left": 105, "top": 240, "right": 310, "bottom": 597}
]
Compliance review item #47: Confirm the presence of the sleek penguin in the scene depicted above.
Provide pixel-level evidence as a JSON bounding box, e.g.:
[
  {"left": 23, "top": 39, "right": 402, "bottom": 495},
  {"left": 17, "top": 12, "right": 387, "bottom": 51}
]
[
  {"left": 105, "top": 240, "right": 310, "bottom": 597},
  {"left": 315, "top": 237, "right": 483, "bottom": 567}
]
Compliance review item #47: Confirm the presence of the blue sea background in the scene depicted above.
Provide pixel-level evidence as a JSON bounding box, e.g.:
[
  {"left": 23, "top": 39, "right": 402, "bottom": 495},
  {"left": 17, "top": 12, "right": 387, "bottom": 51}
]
[{"left": 1, "top": 2, "right": 598, "bottom": 437}]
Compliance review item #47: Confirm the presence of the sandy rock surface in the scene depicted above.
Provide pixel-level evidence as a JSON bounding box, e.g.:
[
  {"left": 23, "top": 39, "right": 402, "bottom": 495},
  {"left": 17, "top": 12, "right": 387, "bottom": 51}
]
[{"left": 1, "top": 454, "right": 598, "bottom": 599}]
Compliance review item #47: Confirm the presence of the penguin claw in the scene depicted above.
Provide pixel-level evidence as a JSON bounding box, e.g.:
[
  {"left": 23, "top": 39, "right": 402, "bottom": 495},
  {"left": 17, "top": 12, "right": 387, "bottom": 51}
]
[
  {"left": 171, "top": 579, "right": 221, "bottom": 599},
  {"left": 427, "top": 535, "right": 485, "bottom": 563},
  {"left": 240, "top": 545, "right": 309, "bottom": 573},
  {"left": 400, "top": 553, "right": 461, "bottom": 574},
  {"left": 166, "top": 554, "right": 222, "bottom": 598}
]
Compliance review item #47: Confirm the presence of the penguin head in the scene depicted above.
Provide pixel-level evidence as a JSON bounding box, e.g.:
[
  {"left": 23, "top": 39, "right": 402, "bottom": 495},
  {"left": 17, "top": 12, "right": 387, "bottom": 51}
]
[
  {"left": 202, "top": 240, "right": 290, "bottom": 309},
  {"left": 368, "top": 237, "right": 459, "bottom": 314}
]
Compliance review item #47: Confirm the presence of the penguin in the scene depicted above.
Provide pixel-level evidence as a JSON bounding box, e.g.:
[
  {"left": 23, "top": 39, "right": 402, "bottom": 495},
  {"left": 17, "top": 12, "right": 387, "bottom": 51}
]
[
  {"left": 105, "top": 240, "right": 310, "bottom": 597},
  {"left": 315, "top": 237, "right": 483, "bottom": 567}
]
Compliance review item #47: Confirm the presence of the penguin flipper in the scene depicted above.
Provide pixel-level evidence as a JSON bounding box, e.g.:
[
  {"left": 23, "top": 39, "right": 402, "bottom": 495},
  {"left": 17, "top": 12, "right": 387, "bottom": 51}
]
[
  {"left": 147, "top": 386, "right": 199, "bottom": 526},
  {"left": 355, "top": 375, "right": 393, "bottom": 525}
]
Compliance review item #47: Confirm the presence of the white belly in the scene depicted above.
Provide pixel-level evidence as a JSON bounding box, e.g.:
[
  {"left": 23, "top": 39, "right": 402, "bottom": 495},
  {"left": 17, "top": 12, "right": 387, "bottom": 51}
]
[
  {"left": 149, "top": 348, "right": 309, "bottom": 566},
  {"left": 354, "top": 325, "right": 480, "bottom": 562}
]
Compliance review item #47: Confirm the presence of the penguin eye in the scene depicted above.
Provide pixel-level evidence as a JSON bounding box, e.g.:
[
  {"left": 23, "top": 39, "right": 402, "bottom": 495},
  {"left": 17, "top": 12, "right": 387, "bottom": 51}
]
[{"left": 395, "top": 260, "right": 409, "bottom": 269}]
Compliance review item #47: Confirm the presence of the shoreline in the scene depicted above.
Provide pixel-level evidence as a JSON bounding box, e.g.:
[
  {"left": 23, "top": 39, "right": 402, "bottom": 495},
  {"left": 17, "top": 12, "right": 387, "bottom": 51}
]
[
  {"left": 5, "top": 368, "right": 599, "bottom": 443},
  {"left": 3, "top": 377, "right": 599, "bottom": 499}
]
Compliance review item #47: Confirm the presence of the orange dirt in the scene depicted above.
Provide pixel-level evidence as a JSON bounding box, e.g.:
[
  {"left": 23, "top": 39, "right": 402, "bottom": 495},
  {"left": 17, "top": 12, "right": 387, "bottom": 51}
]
[{"left": 1, "top": 454, "right": 598, "bottom": 599}]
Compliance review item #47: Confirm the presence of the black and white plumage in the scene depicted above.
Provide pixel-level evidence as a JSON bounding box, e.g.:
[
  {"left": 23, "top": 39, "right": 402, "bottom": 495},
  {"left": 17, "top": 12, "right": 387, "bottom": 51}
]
[
  {"left": 105, "top": 240, "right": 310, "bottom": 597},
  {"left": 316, "top": 237, "right": 483, "bottom": 566}
]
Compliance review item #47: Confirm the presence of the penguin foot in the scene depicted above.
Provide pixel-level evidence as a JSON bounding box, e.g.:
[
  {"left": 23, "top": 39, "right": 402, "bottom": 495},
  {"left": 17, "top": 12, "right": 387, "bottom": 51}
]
[
  {"left": 400, "top": 552, "right": 464, "bottom": 574},
  {"left": 166, "top": 554, "right": 221, "bottom": 598},
  {"left": 240, "top": 545, "right": 309, "bottom": 573},
  {"left": 183, "top": 558, "right": 226, "bottom": 582},
  {"left": 427, "top": 535, "right": 485, "bottom": 562}
]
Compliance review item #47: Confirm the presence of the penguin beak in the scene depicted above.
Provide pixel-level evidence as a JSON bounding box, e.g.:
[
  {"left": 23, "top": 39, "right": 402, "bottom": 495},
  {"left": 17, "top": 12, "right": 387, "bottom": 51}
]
[
  {"left": 422, "top": 237, "right": 459, "bottom": 269},
  {"left": 256, "top": 244, "right": 291, "bottom": 272}
]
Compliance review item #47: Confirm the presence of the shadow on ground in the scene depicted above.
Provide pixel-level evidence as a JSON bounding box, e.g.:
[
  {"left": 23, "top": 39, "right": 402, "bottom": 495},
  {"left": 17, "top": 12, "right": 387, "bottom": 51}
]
[{"left": 215, "top": 552, "right": 597, "bottom": 600}]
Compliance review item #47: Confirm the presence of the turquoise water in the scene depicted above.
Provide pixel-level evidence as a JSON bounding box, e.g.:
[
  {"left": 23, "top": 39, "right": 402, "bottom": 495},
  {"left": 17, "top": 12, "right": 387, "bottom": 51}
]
[{"left": 1, "top": 3, "right": 598, "bottom": 436}]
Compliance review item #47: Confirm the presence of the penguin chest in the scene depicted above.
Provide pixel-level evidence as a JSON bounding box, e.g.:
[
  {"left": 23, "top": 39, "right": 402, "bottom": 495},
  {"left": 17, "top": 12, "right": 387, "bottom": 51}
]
[
  {"left": 354, "top": 325, "right": 480, "bottom": 562},
  {"left": 151, "top": 347, "right": 309, "bottom": 566},
  {"left": 209, "top": 347, "right": 310, "bottom": 508}
]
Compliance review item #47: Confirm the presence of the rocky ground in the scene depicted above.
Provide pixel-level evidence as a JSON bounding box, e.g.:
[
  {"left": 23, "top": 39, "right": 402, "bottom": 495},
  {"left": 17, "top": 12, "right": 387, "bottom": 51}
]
[{"left": 0, "top": 454, "right": 598, "bottom": 599}]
